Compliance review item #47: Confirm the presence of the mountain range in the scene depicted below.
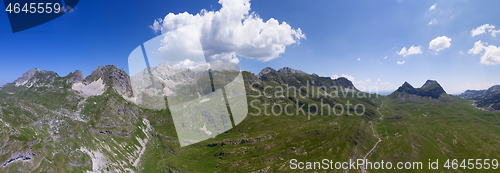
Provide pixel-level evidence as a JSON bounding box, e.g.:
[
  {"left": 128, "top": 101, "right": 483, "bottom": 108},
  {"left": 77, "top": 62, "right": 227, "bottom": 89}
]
[
  {"left": 391, "top": 80, "right": 447, "bottom": 99},
  {"left": 1, "top": 65, "right": 500, "bottom": 172},
  {"left": 459, "top": 85, "right": 500, "bottom": 111}
]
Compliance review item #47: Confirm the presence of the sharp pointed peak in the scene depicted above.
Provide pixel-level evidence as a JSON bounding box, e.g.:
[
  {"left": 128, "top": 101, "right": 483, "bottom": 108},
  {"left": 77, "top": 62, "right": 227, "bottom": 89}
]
[{"left": 256, "top": 67, "right": 276, "bottom": 77}]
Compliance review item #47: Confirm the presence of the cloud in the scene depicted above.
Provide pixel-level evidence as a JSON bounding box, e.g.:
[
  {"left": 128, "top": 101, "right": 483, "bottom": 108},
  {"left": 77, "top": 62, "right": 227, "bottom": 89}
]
[
  {"left": 471, "top": 24, "right": 500, "bottom": 37},
  {"left": 357, "top": 58, "right": 361, "bottom": 61},
  {"left": 397, "top": 61, "right": 405, "bottom": 65},
  {"left": 427, "top": 19, "right": 437, "bottom": 26},
  {"left": 173, "top": 59, "right": 199, "bottom": 69},
  {"left": 429, "top": 36, "right": 451, "bottom": 52},
  {"left": 150, "top": 0, "right": 305, "bottom": 63},
  {"left": 375, "top": 79, "right": 391, "bottom": 86},
  {"left": 331, "top": 74, "right": 354, "bottom": 82},
  {"left": 459, "top": 51, "right": 464, "bottom": 55},
  {"left": 384, "top": 56, "right": 387, "bottom": 59},
  {"left": 331, "top": 74, "right": 395, "bottom": 91},
  {"left": 206, "top": 52, "right": 240, "bottom": 64},
  {"left": 468, "top": 41, "right": 485, "bottom": 55},
  {"left": 397, "top": 45, "right": 422, "bottom": 57},
  {"left": 468, "top": 40, "right": 500, "bottom": 65},
  {"left": 491, "top": 29, "right": 500, "bottom": 37},
  {"left": 429, "top": 3, "right": 436, "bottom": 10}
]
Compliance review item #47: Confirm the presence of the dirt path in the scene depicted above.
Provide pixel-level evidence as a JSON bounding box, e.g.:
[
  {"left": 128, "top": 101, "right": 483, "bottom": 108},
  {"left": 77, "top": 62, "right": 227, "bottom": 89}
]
[
  {"left": 360, "top": 102, "right": 384, "bottom": 173},
  {"left": 377, "top": 102, "right": 384, "bottom": 119}
]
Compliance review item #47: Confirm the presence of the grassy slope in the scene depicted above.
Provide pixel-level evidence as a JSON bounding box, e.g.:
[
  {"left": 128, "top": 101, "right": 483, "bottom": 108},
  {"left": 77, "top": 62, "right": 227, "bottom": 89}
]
[{"left": 368, "top": 94, "right": 500, "bottom": 172}]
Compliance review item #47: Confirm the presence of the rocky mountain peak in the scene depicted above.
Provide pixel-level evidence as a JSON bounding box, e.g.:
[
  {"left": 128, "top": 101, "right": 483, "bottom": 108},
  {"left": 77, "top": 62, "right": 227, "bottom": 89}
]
[
  {"left": 256, "top": 67, "right": 276, "bottom": 78},
  {"left": 66, "top": 70, "right": 84, "bottom": 84},
  {"left": 394, "top": 80, "right": 446, "bottom": 99},
  {"left": 86, "top": 65, "right": 133, "bottom": 96},
  {"left": 13, "top": 68, "right": 41, "bottom": 86},
  {"left": 421, "top": 80, "right": 445, "bottom": 92},
  {"left": 277, "top": 67, "right": 308, "bottom": 75},
  {"left": 13, "top": 68, "right": 60, "bottom": 87},
  {"left": 396, "top": 82, "right": 417, "bottom": 94},
  {"left": 422, "top": 80, "right": 438, "bottom": 88},
  {"left": 334, "top": 77, "right": 355, "bottom": 89}
]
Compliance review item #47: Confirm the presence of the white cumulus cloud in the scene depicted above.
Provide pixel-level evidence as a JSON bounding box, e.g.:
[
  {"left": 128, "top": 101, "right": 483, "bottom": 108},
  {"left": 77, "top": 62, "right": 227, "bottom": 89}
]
[
  {"left": 331, "top": 75, "right": 394, "bottom": 91},
  {"left": 397, "top": 61, "right": 405, "bottom": 65},
  {"left": 471, "top": 24, "right": 500, "bottom": 37},
  {"left": 173, "top": 59, "right": 195, "bottom": 69},
  {"left": 429, "top": 36, "right": 451, "bottom": 52},
  {"left": 468, "top": 40, "right": 500, "bottom": 65},
  {"left": 491, "top": 29, "right": 500, "bottom": 37},
  {"left": 331, "top": 74, "right": 354, "bottom": 82},
  {"left": 397, "top": 45, "right": 422, "bottom": 57},
  {"left": 357, "top": 58, "right": 361, "bottom": 61},
  {"left": 429, "top": 3, "right": 436, "bottom": 10},
  {"left": 427, "top": 19, "right": 437, "bottom": 26},
  {"left": 150, "top": 0, "right": 305, "bottom": 63}
]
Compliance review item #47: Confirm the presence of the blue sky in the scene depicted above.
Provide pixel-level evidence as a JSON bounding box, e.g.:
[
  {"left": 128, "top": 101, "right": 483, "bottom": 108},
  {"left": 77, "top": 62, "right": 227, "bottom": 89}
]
[{"left": 1, "top": 0, "right": 500, "bottom": 94}]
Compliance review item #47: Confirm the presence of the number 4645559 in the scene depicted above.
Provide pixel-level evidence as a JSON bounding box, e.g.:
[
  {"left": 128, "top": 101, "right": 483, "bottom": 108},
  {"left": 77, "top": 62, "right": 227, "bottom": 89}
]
[{"left": 5, "top": 3, "right": 62, "bottom": 14}]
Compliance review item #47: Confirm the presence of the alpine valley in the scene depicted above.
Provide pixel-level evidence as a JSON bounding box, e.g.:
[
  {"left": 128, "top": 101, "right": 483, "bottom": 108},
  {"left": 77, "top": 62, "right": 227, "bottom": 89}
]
[{"left": 1, "top": 65, "right": 500, "bottom": 172}]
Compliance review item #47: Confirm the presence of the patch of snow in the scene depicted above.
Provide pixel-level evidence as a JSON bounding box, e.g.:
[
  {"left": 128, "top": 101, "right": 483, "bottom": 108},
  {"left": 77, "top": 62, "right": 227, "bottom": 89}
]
[
  {"left": 78, "top": 147, "right": 109, "bottom": 173},
  {"left": 199, "top": 98, "right": 210, "bottom": 103},
  {"left": 72, "top": 78, "right": 106, "bottom": 97},
  {"left": 200, "top": 124, "right": 212, "bottom": 135},
  {"left": 132, "top": 137, "right": 148, "bottom": 167},
  {"left": 131, "top": 118, "right": 152, "bottom": 167}
]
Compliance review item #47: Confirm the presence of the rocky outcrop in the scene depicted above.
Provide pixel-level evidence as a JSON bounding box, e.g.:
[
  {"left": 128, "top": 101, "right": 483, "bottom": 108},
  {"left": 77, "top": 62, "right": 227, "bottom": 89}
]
[
  {"left": 277, "top": 67, "right": 308, "bottom": 75},
  {"left": 256, "top": 67, "right": 276, "bottom": 78},
  {"left": 460, "top": 85, "right": 500, "bottom": 111},
  {"left": 396, "top": 82, "right": 417, "bottom": 94},
  {"left": 13, "top": 68, "right": 60, "bottom": 88},
  {"left": 66, "top": 70, "right": 84, "bottom": 84},
  {"left": 334, "top": 77, "right": 355, "bottom": 89},
  {"left": 85, "top": 65, "right": 133, "bottom": 96},
  {"left": 90, "top": 128, "right": 134, "bottom": 137},
  {"left": 13, "top": 68, "right": 40, "bottom": 86},
  {"left": 460, "top": 85, "right": 500, "bottom": 100}
]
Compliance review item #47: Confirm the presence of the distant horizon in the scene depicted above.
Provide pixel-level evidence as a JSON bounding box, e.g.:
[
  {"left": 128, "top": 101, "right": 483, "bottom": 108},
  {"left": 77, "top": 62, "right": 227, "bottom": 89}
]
[
  {"left": 2, "top": 63, "right": 495, "bottom": 95},
  {"left": 2, "top": 0, "right": 500, "bottom": 95}
]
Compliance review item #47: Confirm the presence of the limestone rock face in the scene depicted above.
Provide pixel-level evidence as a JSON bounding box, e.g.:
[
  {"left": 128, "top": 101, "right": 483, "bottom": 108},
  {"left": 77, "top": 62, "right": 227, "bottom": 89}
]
[
  {"left": 460, "top": 85, "right": 500, "bottom": 111},
  {"left": 86, "top": 65, "right": 133, "bottom": 96},
  {"left": 13, "top": 68, "right": 40, "bottom": 86},
  {"left": 277, "top": 67, "right": 308, "bottom": 75},
  {"left": 67, "top": 70, "right": 84, "bottom": 84},
  {"left": 256, "top": 67, "right": 276, "bottom": 78}
]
